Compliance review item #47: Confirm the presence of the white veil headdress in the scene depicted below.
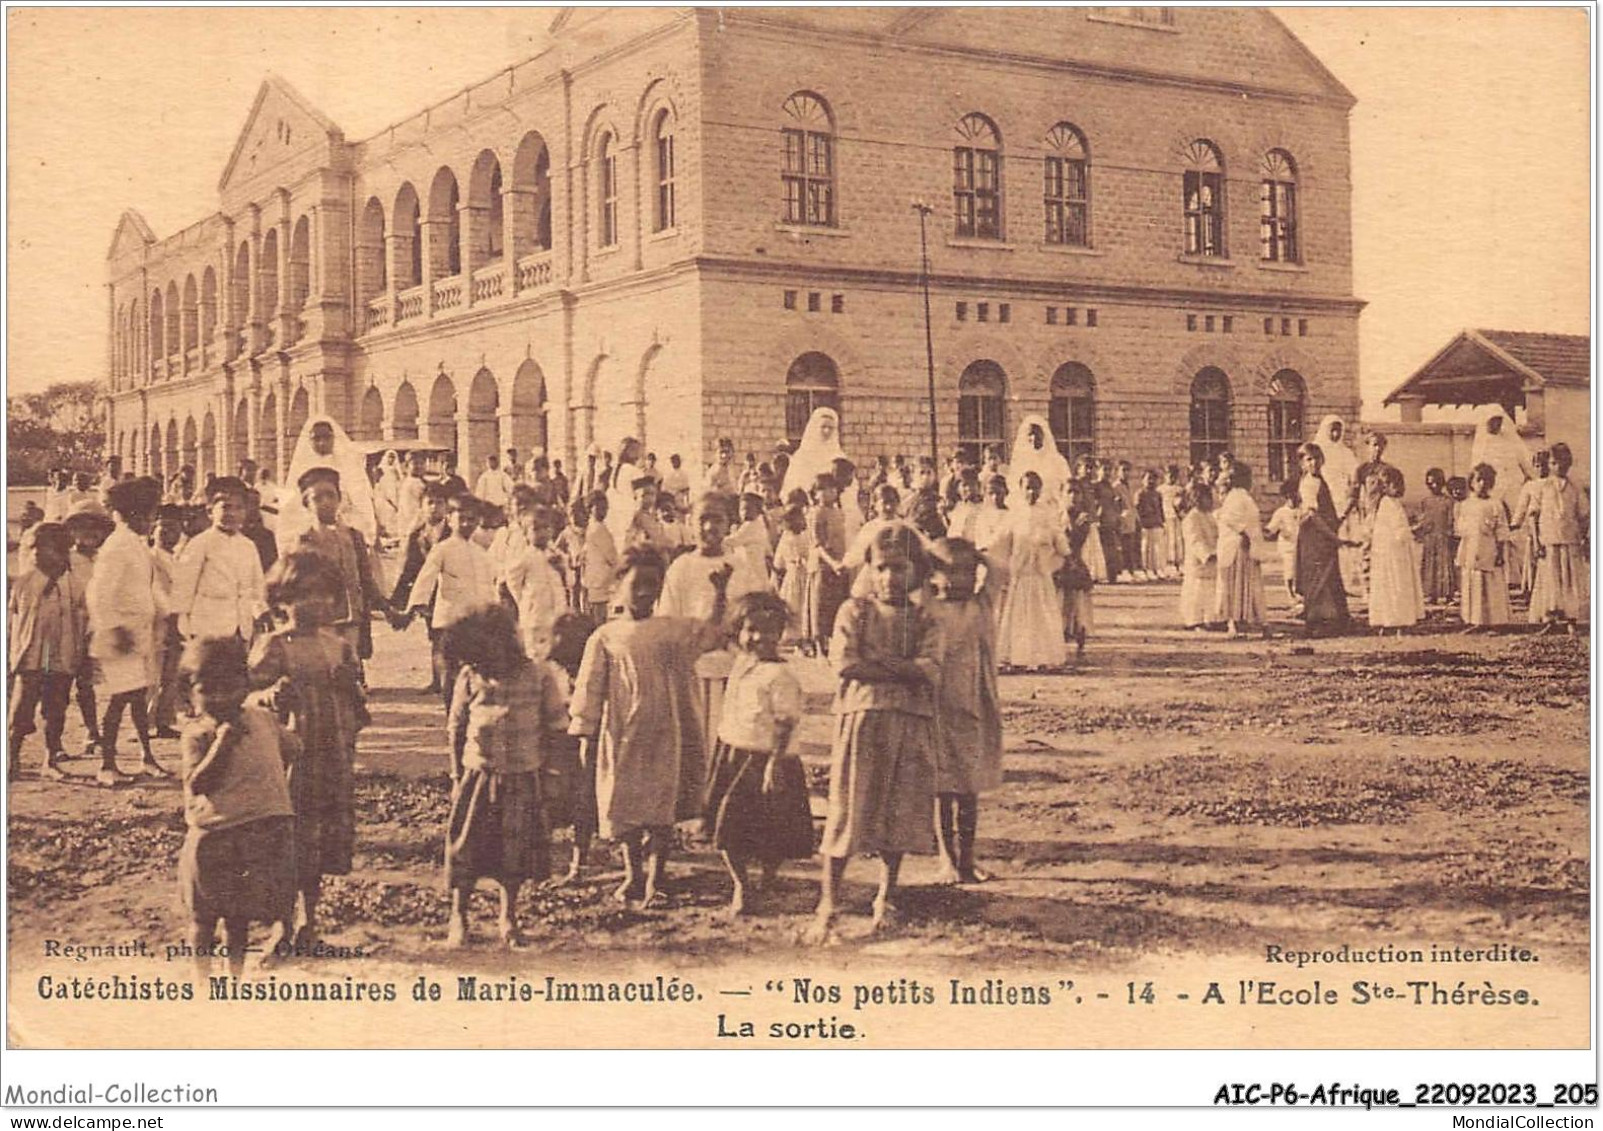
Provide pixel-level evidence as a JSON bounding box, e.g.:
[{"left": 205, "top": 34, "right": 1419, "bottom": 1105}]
[
  {"left": 277, "top": 414, "right": 378, "bottom": 552},
  {"left": 1007, "top": 414, "right": 1070, "bottom": 509},
  {"left": 781, "top": 407, "right": 848, "bottom": 499}
]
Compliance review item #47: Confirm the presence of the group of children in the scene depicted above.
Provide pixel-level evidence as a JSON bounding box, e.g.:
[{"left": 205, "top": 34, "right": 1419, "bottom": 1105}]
[{"left": 10, "top": 417, "right": 1588, "bottom": 969}]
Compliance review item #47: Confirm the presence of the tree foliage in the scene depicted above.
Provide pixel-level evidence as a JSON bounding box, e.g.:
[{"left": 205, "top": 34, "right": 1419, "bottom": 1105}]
[{"left": 7, "top": 380, "right": 105, "bottom": 485}]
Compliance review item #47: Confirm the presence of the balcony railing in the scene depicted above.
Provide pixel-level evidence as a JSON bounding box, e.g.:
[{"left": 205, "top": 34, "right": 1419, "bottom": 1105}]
[
  {"left": 516, "top": 251, "right": 553, "bottom": 290},
  {"left": 359, "top": 252, "right": 556, "bottom": 336},
  {"left": 432, "top": 276, "right": 463, "bottom": 311},
  {"left": 396, "top": 286, "right": 425, "bottom": 323},
  {"left": 472, "top": 263, "right": 506, "bottom": 303}
]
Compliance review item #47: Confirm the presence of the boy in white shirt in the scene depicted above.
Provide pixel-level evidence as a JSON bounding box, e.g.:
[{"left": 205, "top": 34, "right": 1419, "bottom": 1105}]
[
  {"left": 407, "top": 495, "right": 497, "bottom": 706},
  {"left": 170, "top": 477, "right": 269, "bottom": 645},
  {"left": 505, "top": 505, "right": 568, "bottom": 661}
]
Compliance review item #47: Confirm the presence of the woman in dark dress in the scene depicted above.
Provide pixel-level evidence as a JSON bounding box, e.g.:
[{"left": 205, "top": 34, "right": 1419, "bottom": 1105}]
[{"left": 1293, "top": 442, "right": 1351, "bottom": 636}]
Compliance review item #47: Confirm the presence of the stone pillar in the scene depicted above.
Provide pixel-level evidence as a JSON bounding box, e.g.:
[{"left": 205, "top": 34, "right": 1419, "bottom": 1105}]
[
  {"left": 274, "top": 377, "right": 290, "bottom": 481},
  {"left": 461, "top": 201, "right": 487, "bottom": 307},
  {"left": 276, "top": 203, "right": 296, "bottom": 348},
  {"left": 1395, "top": 396, "right": 1424, "bottom": 424},
  {"left": 628, "top": 139, "right": 644, "bottom": 271},
  {"left": 504, "top": 188, "right": 534, "bottom": 295},
  {"left": 246, "top": 381, "right": 261, "bottom": 476},
  {"left": 383, "top": 232, "right": 405, "bottom": 320},
  {"left": 221, "top": 220, "right": 238, "bottom": 362},
  {"left": 247, "top": 206, "right": 266, "bottom": 356},
  {"left": 420, "top": 219, "right": 442, "bottom": 316}
]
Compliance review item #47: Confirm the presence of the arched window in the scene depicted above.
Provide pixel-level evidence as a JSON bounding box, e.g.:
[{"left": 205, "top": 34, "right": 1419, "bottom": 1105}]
[
  {"left": 181, "top": 275, "right": 198, "bottom": 352},
  {"left": 1189, "top": 367, "right": 1232, "bottom": 466},
  {"left": 597, "top": 133, "right": 618, "bottom": 248},
  {"left": 149, "top": 289, "right": 165, "bottom": 367},
  {"left": 1182, "top": 139, "right": 1226, "bottom": 258},
  {"left": 654, "top": 109, "right": 676, "bottom": 232},
  {"left": 785, "top": 352, "right": 841, "bottom": 446},
  {"left": 1260, "top": 149, "right": 1299, "bottom": 263},
  {"left": 1049, "top": 363, "right": 1096, "bottom": 463},
  {"left": 1043, "top": 123, "right": 1090, "bottom": 247},
  {"left": 259, "top": 229, "right": 280, "bottom": 323},
  {"left": 394, "top": 183, "right": 422, "bottom": 290},
  {"left": 428, "top": 167, "right": 461, "bottom": 277},
  {"left": 201, "top": 267, "right": 218, "bottom": 344},
  {"left": 358, "top": 197, "right": 387, "bottom": 302},
  {"left": 512, "top": 132, "right": 553, "bottom": 257},
  {"left": 288, "top": 215, "right": 311, "bottom": 324},
  {"left": 954, "top": 113, "right": 1003, "bottom": 239},
  {"left": 232, "top": 242, "right": 251, "bottom": 335},
  {"left": 781, "top": 92, "right": 835, "bottom": 227},
  {"left": 164, "top": 281, "right": 180, "bottom": 358},
  {"left": 468, "top": 150, "right": 504, "bottom": 269},
  {"left": 1266, "top": 369, "right": 1306, "bottom": 482},
  {"left": 958, "top": 360, "right": 1008, "bottom": 464}
]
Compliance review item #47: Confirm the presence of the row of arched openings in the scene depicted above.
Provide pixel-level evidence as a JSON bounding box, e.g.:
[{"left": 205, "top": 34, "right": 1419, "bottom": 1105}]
[{"left": 783, "top": 353, "right": 1308, "bottom": 473}]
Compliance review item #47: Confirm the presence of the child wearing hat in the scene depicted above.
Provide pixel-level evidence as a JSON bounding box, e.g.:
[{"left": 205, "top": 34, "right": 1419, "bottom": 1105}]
[
  {"left": 292, "top": 466, "right": 390, "bottom": 663},
  {"left": 8, "top": 524, "right": 85, "bottom": 779},
  {"left": 86, "top": 476, "right": 171, "bottom": 785},
  {"left": 170, "top": 477, "right": 270, "bottom": 645}
]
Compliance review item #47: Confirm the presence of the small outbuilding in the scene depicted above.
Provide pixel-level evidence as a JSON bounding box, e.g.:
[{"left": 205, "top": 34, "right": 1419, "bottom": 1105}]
[{"left": 1377, "top": 329, "right": 1590, "bottom": 490}]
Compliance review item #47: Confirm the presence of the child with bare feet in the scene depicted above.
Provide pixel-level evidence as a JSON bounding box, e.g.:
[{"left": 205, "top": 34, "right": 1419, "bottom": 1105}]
[
  {"left": 178, "top": 636, "right": 297, "bottom": 980},
  {"left": 442, "top": 607, "right": 569, "bottom": 948},
  {"left": 568, "top": 548, "right": 731, "bottom": 907},
  {"left": 544, "top": 612, "right": 600, "bottom": 886},
  {"left": 702, "top": 592, "right": 813, "bottom": 916},
  {"left": 808, "top": 523, "right": 941, "bottom": 943},
  {"left": 928, "top": 538, "right": 1004, "bottom": 885},
  {"left": 249, "top": 552, "right": 368, "bottom": 956}
]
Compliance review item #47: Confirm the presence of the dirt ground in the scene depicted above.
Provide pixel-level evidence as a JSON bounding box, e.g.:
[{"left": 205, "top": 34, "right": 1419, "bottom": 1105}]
[{"left": 5, "top": 568, "right": 1590, "bottom": 1046}]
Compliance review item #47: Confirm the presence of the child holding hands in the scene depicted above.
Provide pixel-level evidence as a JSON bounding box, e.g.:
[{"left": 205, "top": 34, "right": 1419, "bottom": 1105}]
[
  {"left": 702, "top": 592, "right": 814, "bottom": 915},
  {"left": 810, "top": 522, "right": 942, "bottom": 942},
  {"left": 250, "top": 552, "right": 368, "bottom": 952},
  {"left": 443, "top": 607, "right": 570, "bottom": 947},
  {"left": 1457, "top": 463, "right": 1512, "bottom": 630},
  {"left": 568, "top": 548, "right": 733, "bottom": 906},
  {"left": 929, "top": 538, "right": 1004, "bottom": 885}
]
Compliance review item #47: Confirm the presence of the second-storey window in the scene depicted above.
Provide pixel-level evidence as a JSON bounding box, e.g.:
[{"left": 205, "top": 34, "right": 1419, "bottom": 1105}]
[
  {"left": 781, "top": 92, "right": 835, "bottom": 227},
  {"left": 1183, "top": 139, "right": 1226, "bottom": 257},
  {"left": 654, "top": 109, "right": 676, "bottom": 232},
  {"left": 1260, "top": 149, "right": 1299, "bottom": 263},
  {"left": 1043, "top": 122, "right": 1090, "bottom": 246},
  {"left": 598, "top": 133, "right": 618, "bottom": 248},
  {"left": 954, "top": 113, "right": 1003, "bottom": 239}
]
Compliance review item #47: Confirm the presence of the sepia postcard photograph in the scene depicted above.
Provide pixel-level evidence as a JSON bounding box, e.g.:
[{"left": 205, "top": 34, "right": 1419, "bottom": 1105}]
[{"left": 2, "top": 1, "right": 1594, "bottom": 1097}]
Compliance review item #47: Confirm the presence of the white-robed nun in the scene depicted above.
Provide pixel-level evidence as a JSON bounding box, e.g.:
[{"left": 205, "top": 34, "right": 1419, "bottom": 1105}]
[
  {"left": 1311, "top": 414, "right": 1363, "bottom": 595},
  {"left": 1310, "top": 416, "right": 1359, "bottom": 516},
  {"left": 605, "top": 435, "right": 645, "bottom": 546},
  {"left": 781, "top": 406, "right": 848, "bottom": 500},
  {"left": 1470, "top": 407, "right": 1534, "bottom": 519},
  {"left": 1007, "top": 414, "right": 1071, "bottom": 512},
  {"left": 276, "top": 415, "right": 378, "bottom": 553}
]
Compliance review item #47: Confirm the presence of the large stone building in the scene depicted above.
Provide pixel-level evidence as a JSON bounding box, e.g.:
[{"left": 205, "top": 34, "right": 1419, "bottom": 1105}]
[{"left": 105, "top": 6, "right": 1361, "bottom": 492}]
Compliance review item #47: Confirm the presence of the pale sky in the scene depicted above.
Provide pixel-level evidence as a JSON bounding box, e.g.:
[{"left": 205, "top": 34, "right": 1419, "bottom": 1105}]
[{"left": 5, "top": 5, "right": 1591, "bottom": 415}]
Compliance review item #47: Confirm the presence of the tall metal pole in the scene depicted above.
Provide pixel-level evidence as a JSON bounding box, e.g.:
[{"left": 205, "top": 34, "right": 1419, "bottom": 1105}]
[{"left": 914, "top": 202, "right": 938, "bottom": 468}]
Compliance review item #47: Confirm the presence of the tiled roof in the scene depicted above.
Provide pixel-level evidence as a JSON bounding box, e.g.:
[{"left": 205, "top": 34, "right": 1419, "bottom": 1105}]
[{"left": 1476, "top": 330, "right": 1590, "bottom": 388}]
